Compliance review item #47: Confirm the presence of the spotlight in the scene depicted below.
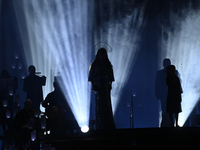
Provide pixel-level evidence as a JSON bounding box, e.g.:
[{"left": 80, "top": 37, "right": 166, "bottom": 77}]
[{"left": 81, "top": 125, "right": 89, "bottom": 133}]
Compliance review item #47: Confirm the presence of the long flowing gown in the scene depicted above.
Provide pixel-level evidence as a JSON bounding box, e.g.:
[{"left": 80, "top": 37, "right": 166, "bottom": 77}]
[
  {"left": 88, "top": 61, "right": 116, "bottom": 130},
  {"left": 166, "top": 75, "right": 183, "bottom": 113}
]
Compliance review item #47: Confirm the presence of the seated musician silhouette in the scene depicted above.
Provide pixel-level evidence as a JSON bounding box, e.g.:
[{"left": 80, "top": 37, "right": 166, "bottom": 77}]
[
  {"left": 42, "top": 81, "right": 72, "bottom": 135},
  {"left": 42, "top": 80, "right": 79, "bottom": 135},
  {"left": 13, "top": 99, "right": 34, "bottom": 149}
]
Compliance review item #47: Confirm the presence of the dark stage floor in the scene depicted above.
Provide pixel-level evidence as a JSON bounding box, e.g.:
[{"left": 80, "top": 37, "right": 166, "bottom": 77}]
[{"left": 35, "top": 127, "right": 200, "bottom": 150}]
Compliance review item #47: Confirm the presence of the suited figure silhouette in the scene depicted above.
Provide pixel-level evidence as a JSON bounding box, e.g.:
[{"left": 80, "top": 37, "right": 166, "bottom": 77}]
[
  {"left": 155, "top": 59, "right": 171, "bottom": 127},
  {"left": 23, "top": 65, "right": 46, "bottom": 110},
  {"left": 155, "top": 58, "right": 181, "bottom": 127}
]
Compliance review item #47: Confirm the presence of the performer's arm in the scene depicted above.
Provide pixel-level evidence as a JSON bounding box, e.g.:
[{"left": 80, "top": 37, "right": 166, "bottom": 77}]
[{"left": 42, "top": 94, "right": 50, "bottom": 108}]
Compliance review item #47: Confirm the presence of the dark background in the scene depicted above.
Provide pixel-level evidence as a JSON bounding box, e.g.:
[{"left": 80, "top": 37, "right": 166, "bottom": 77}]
[{"left": 0, "top": 0, "right": 199, "bottom": 129}]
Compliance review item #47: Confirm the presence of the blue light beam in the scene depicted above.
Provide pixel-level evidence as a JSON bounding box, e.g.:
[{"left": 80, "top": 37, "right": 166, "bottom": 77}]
[
  {"left": 13, "top": 0, "right": 94, "bottom": 128},
  {"left": 95, "top": 1, "right": 147, "bottom": 113},
  {"left": 159, "top": 5, "right": 200, "bottom": 126}
]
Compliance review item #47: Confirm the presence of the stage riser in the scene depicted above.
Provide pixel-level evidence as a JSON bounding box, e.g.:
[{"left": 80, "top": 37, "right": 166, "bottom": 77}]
[{"left": 34, "top": 127, "right": 200, "bottom": 149}]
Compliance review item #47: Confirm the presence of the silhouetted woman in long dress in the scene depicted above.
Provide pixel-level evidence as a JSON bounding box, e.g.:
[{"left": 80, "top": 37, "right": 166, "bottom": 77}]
[
  {"left": 166, "top": 65, "right": 183, "bottom": 127},
  {"left": 88, "top": 48, "right": 116, "bottom": 130}
]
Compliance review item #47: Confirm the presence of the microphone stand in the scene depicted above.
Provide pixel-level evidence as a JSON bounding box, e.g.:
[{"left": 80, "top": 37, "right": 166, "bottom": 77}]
[{"left": 130, "top": 94, "right": 135, "bottom": 128}]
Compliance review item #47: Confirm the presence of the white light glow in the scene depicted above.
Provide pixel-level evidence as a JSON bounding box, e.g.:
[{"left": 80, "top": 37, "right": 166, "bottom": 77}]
[
  {"left": 13, "top": 0, "right": 94, "bottom": 128},
  {"left": 159, "top": 6, "right": 200, "bottom": 126},
  {"left": 81, "top": 125, "right": 89, "bottom": 133},
  {"left": 31, "top": 130, "right": 36, "bottom": 141},
  {"left": 95, "top": 2, "right": 147, "bottom": 113}
]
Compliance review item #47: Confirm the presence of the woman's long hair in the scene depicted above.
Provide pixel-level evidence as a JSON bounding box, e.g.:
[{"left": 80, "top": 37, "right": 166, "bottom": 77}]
[
  {"left": 166, "top": 65, "right": 176, "bottom": 78},
  {"left": 93, "top": 48, "right": 112, "bottom": 67}
]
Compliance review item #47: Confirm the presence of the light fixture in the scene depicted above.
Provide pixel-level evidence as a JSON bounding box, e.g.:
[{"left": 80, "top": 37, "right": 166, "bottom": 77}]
[{"left": 81, "top": 125, "right": 89, "bottom": 133}]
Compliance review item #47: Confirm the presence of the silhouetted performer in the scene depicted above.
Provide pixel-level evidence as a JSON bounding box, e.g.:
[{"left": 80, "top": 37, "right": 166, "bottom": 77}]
[
  {"left": 88, "top": 48, "right": 116, "bottom": 130},
  {"left": 166, "top": 65, "right": 182, "bottom": 127},
  {"left": 13, "top": 99, "right": 34, "bottom": 149},
  {"left": 23, "top": 65, "right": 46, "bottom": 110},
  {"left": 155, "top": 58, "right": 171, "bottom": 127},
  {"left": 42, "top": 81, "right": 76, "bottom": 135}
]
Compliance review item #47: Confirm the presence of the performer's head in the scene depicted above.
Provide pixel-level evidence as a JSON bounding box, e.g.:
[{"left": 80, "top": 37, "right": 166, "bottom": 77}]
[
  {"left": 163, "top": 58, "right": 171, "bottom": 68},
  {"left": 28, "top": 65, "right": 36, "bottom": 75},
  {"left": 24, "top": 99, "right": 32, "bottom": 110},
  {"left": 96, "top": 48, "right": 108, "bottom": 61},
  {"left": 166, "top": 65, "right": 176, "bottom": 76},
  {"left": 53, "top": 81, "right": 59, "bottom": 91}
]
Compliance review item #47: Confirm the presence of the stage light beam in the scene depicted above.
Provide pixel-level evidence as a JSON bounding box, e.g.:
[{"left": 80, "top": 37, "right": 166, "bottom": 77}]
[
  {"left": 159, "top": 5, "right": 200, "bottom": 126},
  {"left": 13, "top": 0, "right": 94, "bottom": 128},
  {"left": 13, "top": 0, "right": 147, "bottom": 128},
  {"left": 95, "top": 1, "right": 147, "bottom": 114}
]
